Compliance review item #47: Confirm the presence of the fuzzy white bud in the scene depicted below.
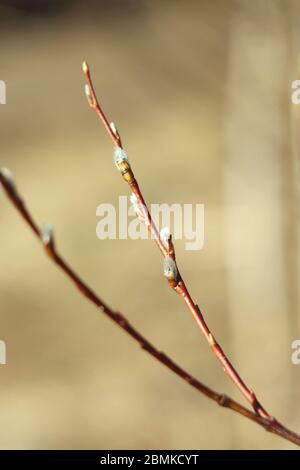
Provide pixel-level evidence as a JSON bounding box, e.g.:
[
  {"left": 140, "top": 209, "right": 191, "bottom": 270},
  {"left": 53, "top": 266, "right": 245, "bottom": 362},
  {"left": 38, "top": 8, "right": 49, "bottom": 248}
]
[
  {"left": 0, "top": 167, "right": 13, "bottom": 181},
  {"left": 113, "top": 147, "right": 129, "bottom": 169},
  {"left": 110, "top": 122, "right": 117, "bottom": 136},
  {"left": 130, "top": 193, "right": 139, "bottom": 209},
  {"left": 0, "top": 167, "right": 18, "bottom": 196},
  {"left": 85, "top": 84, "right": 91, "bottom": 98},
  {"left": 82, "top": 61, "right": 89, "bottom": 74},
  {"left": 41, "top": 224, "right": 54, "bottom": 247},
  {"left": 163, "top": 256, "right": 178, "bottom": 282},
  {"left": 130, "top": 193, "right": 144, "bottom": 220},
  {"left": 160, "top": 227, "right": 171, "bottom": 249}
]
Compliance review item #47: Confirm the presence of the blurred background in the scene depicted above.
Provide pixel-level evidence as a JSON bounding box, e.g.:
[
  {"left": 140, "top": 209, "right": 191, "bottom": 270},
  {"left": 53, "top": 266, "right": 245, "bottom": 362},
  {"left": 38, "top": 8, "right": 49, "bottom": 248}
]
[{"left": 0, "top": 0, "right": 300, "bottom": 450}]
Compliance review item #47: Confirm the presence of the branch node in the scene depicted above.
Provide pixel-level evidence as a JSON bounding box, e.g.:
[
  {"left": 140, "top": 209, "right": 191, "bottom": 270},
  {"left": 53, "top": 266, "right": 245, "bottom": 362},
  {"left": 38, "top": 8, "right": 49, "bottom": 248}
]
[
  {"left": 208, "top": 333, "right": 217, "bottom": 347},
  {"left": 218, "top": 393, "right": 230, "bottom": 407}
]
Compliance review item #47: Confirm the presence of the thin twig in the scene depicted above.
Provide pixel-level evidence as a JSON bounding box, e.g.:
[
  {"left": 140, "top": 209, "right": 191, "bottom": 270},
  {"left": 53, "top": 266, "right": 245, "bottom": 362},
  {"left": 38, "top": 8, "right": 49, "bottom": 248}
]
[
  {"left": 82, "top": 61, "right": 272, "bottom": 419},
  {"left": 1, "top": 168, "right": 300, "bottom": 446}
]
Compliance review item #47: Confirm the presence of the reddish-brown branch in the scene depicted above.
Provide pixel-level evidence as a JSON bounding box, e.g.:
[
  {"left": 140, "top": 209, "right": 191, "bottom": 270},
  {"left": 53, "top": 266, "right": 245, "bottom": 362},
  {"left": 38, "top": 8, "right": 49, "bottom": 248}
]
[
  {"left": 82, "top": 61, "right": 167, "bottom": 257},
  {"left": 1, "top": 168, "right": 300, "bottom": 446},
  {"left": 131, "top": 183, "right": 167, "bottom": 256},
  {"left": 82, "top": 62, "right": 272, "bottom": 419},
  {"left": 82, "top": 61, "right": 122, "bottom": 148}
]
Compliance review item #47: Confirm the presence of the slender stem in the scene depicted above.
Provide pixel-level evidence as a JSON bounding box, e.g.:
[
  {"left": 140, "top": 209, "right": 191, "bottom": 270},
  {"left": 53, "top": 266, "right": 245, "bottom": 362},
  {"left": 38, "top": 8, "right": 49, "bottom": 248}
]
[
  {"left": 1, "top": 169, "right": 300, "bottom": 447},
  {"left": 82, "top": 62, "right": 166, "bottom": 257},
  {"left": 176, "top": 279, "right": 269, "bottom": 418},
  {"left": 82, "top": 61, "right": 122, "bottom": 148},
  {"left": 131, "top": 183, "right": 167, "bottom": 256},
  {"left": 82, "top": 62, "right": 274, "bottom": 420}
]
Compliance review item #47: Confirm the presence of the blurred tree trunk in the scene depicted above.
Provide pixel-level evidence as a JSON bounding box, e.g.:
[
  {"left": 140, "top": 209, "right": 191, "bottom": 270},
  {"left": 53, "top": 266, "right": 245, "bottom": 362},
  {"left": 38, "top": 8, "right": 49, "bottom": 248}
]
[
  {"left": 284, "top": 0, "right": 300, "bottom": 415},
  {"left": 224, "top": 0, "right": 298, "bottom": 447},
  {"left": 286, "top": 0, "right": 300, "bottom": 335}
]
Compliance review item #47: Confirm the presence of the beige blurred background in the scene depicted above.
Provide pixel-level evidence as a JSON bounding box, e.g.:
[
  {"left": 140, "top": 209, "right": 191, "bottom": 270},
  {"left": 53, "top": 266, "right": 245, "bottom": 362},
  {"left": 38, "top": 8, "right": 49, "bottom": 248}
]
[{"left": 0, "top": 0, "right": 300, "bottom": 450}]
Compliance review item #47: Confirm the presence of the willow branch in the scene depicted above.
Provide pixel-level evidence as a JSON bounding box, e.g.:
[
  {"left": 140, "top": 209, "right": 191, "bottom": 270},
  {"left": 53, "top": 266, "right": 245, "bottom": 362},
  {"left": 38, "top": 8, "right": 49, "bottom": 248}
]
[
  {"left": 82, "top": 62, "right": 297, "bottom": 426},
  {"left": 1, "top": 168, "right": 300, "bottom": 446}
]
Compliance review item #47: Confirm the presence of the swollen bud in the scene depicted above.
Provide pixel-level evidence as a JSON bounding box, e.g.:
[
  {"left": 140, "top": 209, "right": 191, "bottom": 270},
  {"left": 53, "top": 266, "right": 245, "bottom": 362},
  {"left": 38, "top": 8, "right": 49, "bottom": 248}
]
[
  {"left": 113, "top": 147, "right": 135, "bottom": 184},
  {"left": 41, "top": 223, "right": 55, "bottom": 255},
  {"left": 163, "top": 256, "right": 179, "bottom": 286}
]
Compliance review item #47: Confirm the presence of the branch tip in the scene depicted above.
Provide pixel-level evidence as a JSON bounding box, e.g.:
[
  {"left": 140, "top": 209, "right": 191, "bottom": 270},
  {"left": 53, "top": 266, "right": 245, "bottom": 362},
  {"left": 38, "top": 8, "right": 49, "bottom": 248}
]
[{"left": 82, "top": 61, "right": 89, "bottom": 74}]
